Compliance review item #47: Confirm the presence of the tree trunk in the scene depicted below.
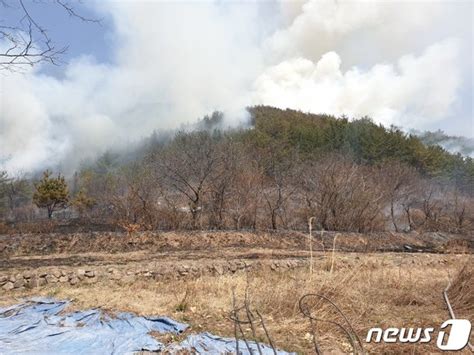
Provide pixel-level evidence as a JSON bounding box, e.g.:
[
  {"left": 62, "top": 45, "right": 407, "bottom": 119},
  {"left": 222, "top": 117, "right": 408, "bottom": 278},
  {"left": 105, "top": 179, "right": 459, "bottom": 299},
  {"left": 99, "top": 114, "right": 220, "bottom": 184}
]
[
  {"left": 271, "top": 209, "right": 277, "bottom": 230},
  {"left": 390, "top": 200, "right": 399, "bottom": 232},
  {"left": 405, "top": 207, "right": 413, "bottom": 231}
]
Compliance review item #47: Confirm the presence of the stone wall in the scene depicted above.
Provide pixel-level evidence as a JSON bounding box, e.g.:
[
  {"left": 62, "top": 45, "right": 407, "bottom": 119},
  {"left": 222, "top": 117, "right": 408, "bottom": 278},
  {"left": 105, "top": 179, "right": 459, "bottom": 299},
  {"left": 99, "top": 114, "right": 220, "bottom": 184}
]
[{"left": 0, "top": 259, "right": 307, "bottom": 292}]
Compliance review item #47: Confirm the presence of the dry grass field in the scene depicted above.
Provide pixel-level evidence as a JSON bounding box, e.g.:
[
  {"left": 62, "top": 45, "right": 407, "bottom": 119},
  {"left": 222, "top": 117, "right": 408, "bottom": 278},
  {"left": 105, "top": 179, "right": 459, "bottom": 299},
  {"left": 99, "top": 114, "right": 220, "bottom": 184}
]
[{"left": 0, "top": 232, "right": 472, "bottom": 354}]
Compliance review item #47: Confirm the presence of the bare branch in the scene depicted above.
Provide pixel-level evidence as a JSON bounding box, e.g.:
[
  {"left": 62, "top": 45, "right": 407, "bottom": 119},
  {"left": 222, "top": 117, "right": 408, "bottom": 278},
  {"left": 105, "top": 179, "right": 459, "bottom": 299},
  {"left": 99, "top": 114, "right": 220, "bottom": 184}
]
[
  {"left": 0, "top": 0, "right": 98, "bottom": 71},
  {"left": 55, "top": 0, "right": 102, "bottom": 24}
]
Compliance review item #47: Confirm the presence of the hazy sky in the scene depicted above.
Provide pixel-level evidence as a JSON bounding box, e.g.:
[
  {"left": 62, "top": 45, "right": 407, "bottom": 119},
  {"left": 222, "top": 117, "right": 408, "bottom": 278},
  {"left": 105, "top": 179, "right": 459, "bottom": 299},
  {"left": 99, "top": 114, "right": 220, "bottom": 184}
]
[{"left": 0, "top": 0, "right": 473, "bottom": 173}]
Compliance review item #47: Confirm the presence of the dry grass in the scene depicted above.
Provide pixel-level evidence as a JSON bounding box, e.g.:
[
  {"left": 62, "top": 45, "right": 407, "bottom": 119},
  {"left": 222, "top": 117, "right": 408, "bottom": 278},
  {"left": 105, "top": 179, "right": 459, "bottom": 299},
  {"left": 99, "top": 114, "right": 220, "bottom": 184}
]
[
  {"left": 448, "top": 264, "right": 474, "bottom": 320},
  {"left": 1, "top": 253, "right": 472, "bottom": 354}
]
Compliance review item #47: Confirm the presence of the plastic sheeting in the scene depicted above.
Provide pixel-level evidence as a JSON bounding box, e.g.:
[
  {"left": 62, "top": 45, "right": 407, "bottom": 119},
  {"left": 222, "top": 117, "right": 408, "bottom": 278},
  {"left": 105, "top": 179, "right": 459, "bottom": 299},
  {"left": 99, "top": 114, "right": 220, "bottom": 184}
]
[
  {"left": 0, "top": 298, "right": 294, "bottom": 354},
  {"left": 170, "top": 332, "right": 291, "bottom": 354},
  {"left": 0, "top": 298, "right": 187, "bottom": 354}
]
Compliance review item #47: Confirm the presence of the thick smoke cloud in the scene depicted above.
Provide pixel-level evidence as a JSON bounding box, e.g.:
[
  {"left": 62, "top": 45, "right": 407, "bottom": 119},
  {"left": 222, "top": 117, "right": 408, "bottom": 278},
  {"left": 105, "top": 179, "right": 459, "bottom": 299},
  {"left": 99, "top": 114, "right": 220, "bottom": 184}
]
[
  {"left": 254, "top": 40, "right": 461, "bottom": 129},
  {"left": 0, "top": 0, "right": 471, "bottom": 174},
  {"left": 0, "top": 2, "right": 264, "bottom": 173}
]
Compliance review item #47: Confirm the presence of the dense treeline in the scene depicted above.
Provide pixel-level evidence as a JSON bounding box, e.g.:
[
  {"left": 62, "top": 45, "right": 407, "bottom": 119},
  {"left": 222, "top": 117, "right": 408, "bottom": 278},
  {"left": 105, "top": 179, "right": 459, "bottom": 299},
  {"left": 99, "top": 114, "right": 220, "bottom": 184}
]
[
  {"left": 249, "top": 107, "right": 473, "bottom": 192},
  {"left": 1, "top": 106, "right": 473, "bottom": 233}
]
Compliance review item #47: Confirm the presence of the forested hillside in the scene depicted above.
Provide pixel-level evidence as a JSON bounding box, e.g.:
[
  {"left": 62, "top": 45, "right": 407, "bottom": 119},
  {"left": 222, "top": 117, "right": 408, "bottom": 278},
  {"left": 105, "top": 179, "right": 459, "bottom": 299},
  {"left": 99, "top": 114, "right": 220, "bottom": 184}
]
[
  {"left": 248, "top": 106, "right": 473, "bottom": 191},
  {"left": 1, "top": 106, "right": 473, "bottom": 233}
]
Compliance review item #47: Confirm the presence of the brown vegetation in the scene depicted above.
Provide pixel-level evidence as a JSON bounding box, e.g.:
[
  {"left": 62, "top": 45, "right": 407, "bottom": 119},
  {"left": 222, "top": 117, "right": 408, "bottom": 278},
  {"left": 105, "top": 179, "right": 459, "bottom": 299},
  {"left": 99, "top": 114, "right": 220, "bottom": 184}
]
[
  {"left": 1, "top": 251, "right": 471, "bottom": 354},
  {"left": 1, "top": 230, "right": 472, "bottom": 261},
  {"left": 1, "top": 108, "right": 473, "bottom": 235}
]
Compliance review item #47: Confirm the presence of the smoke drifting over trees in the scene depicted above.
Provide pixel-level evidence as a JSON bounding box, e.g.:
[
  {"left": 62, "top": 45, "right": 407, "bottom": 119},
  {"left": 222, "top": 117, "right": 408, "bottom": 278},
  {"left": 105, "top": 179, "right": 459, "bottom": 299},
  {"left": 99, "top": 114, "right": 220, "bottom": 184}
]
[
  {"left": 0, "top": 0, "right": 472, "bottom": 174},
  {"left": 1, "top": 107, "right": 473, "bottom": 234},
  {"left": 0, "top": 1, "right": 471, "bottom": 234},
  {"left": 417, "top": 130, "right": 474, "bottom": 158}
]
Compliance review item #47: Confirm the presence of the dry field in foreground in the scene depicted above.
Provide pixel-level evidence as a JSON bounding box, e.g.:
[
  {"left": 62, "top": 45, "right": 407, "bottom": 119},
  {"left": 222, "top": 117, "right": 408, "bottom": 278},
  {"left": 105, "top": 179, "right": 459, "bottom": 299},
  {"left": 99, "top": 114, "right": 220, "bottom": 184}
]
[{"left": 1, "top": 251, "right": 472, "bottom": 354}]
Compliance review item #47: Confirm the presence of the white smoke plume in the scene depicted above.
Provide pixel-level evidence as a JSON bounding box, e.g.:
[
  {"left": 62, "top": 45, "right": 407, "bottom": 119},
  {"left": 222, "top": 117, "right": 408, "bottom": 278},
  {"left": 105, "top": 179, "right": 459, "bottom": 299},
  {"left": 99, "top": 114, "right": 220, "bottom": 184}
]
[
  {"left": 416, "top": 130, "right": 474, "bottom": 157},
  {"left": 253, "top": 39, "right": 461, "bottom": 129},
  {"left": 0, "top": 0, "right": 471, "bottom": 174}
]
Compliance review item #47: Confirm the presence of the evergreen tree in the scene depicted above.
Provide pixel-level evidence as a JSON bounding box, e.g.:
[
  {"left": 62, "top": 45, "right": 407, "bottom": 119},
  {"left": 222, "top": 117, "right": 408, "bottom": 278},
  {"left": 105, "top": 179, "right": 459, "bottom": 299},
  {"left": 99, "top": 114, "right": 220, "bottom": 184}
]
[{"left": 33, "top": 170, "right": 69, "bottom": 219}]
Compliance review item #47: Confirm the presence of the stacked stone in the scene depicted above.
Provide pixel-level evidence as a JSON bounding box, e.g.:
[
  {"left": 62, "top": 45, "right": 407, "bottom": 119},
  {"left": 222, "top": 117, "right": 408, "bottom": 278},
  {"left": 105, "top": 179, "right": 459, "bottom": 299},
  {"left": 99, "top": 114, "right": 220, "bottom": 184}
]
[
  {"left": 0, "top": 259, "right": 307, "bottom": 292},
  {"left": 0, "top": 269, "right": 97, "bottom": 291}
]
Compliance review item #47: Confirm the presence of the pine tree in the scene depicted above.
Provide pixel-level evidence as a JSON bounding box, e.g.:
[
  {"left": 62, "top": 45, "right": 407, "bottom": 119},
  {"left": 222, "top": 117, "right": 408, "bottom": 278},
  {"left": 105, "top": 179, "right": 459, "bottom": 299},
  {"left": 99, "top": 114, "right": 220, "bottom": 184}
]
[{"left": 33, "top": 170, "right": 69, "bottom": 219}]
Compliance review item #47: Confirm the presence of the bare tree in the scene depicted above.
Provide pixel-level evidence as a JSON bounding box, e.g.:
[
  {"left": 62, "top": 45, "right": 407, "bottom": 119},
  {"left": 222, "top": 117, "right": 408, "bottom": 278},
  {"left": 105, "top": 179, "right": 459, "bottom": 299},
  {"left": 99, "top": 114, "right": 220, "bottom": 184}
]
[
  {"left": 419, "top": 182, "right": 445, "bottom": 231},
  {"left": 206, "top": 136, "right": 240, "bottom": 229},
  {"left": 423, "top": 186, "right": 474, "bottom": 233},
  {"left": 228, "top": 159, "right": 264, "bottom": 230},
  {"left": 381, "top": 161, "right": 419, "bottom": 232},
  {"left": 0, "top": 0, "right": 99, "bottom": 71},
  {"left": 400, "top": 187, "right": 420, "bottom": 232},
  {"left": 5, "top": 174, "right": 31, "bottom": 213},
  {"left": 258, "top": 145, "right": 300, "bottom": 230},
  {"left": 447, "top": 189, "right": 472, "bottom": 231},
  {"left": 300, "top": 155, "right": 387, "bottom": 232},
  {"left": 105, "top": 164, "right": 160, "bottom": 230},
  {"left": 150, "top": 131, "right": 222, "bottom": 229},
  {"left": 0, "top": 171, "right": 10, "bottom": 218}
]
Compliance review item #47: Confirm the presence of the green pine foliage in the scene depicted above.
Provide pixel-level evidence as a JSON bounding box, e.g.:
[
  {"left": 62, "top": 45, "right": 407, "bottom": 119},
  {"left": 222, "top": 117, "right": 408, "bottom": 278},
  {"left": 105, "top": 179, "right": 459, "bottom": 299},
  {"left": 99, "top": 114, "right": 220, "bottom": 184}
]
[
  {"left": 247, "top": 106, "right": 473, "bottom": 192},
  {"left": 33, "top": 170, "right": 69, "bottom": 219}
]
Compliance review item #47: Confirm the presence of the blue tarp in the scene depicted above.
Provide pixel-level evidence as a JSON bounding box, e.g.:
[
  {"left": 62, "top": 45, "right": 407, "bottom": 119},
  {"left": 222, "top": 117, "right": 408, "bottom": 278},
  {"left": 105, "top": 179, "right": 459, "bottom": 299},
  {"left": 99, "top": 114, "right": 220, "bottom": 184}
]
[
  {"left": 0, "top": 298, "right": 294, "bottom": 354},
  {"left": 0, "top": 298, "right": 186, "bottom": 354},
  {"left": 170, "top": 332, "right": 289, "bottom": 354}
]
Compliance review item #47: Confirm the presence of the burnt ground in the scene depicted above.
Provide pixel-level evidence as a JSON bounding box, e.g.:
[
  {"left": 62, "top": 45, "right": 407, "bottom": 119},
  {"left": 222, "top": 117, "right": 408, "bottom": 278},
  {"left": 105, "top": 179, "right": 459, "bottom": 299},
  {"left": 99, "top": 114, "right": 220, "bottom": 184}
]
[
  {"left": 0, "top": 229, "right": 471, "bottom": 273},
  {"left": 1, "top": 229, "right": 473, "bottom": 256}
]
